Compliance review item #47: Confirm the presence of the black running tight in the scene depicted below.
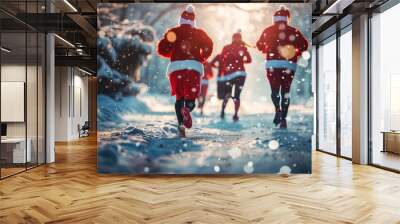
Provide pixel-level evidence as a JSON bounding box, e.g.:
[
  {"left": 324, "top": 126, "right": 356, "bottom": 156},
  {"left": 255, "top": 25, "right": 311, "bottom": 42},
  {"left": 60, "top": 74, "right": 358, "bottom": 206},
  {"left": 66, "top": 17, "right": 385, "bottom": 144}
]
[{"left": 175, "top": 99, "right": 196, "bottom": 125}]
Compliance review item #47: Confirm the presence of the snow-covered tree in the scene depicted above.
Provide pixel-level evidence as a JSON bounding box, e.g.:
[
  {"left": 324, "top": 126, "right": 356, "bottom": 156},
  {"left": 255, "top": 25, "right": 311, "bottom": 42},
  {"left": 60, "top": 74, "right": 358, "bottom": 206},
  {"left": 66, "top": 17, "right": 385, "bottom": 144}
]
[{"left": 98, "top": 6, "right": 155, "bottom": 99}]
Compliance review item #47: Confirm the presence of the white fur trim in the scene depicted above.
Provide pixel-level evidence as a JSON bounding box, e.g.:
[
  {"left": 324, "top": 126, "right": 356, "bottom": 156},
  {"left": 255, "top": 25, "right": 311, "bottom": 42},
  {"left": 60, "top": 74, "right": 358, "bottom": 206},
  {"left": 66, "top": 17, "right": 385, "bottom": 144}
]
[
  {"left": 186, "top": 5, "right": 194, "bottom": 13},
  {"left": 167, "top": 60, "right": 204, "bottom": 77},
  {"left": 217, "top": 71, "right": 246, "bottom": 82},
  {"left": 179, "top": 17, "right": 195, "bottom": 27},
  {"left": 265, "top": 60, "right": 297, "bottom": 71},
  {"left": 274, "top": 16, "right": 288, "bottom": 22}
]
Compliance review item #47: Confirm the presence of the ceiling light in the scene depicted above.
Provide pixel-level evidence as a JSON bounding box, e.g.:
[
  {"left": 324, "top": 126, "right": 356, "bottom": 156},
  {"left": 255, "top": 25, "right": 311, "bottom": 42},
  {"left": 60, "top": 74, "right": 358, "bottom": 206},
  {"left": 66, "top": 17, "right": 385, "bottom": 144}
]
[
  {"left": 323, "top": 0, "right": 341, "bottom": 14},
  {"left": 323, "top": 0, "right": 355, "bottom": 15},
  {"left": 1, "top": 47, "right": 11, "bottom": 53},
  {"left": 78, "top": 67, "right": 93, "bottom": 76},
  {"left": 54, "top": 34, "right": 75, "bottom": 48},
  {"left": 63, "top": 0, "right": 78, "bottom": 12}
]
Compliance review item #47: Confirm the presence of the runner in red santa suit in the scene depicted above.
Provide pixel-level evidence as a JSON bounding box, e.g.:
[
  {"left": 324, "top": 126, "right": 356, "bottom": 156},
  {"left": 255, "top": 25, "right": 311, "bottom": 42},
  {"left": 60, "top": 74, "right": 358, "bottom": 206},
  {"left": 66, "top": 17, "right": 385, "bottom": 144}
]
[
  {"left": 197, "top": 61, "right": 214, "bottom": 115},
  {"left": 256, "top": 6, "right": 308, "bottom": 129},
  {"left": 220, "top": 30, "right": 252, "bottom": 121},
  {"left": 157, "top": 5, "right": 213, "bottom": 137}
]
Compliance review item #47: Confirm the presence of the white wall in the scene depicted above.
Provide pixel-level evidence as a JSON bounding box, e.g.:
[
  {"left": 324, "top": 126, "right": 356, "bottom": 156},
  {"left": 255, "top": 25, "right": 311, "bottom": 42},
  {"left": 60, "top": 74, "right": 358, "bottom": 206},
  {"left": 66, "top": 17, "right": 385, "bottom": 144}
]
[
  {"left": 54, "top": 67, "right": 89, "bottom": 141},
  {"left": 55, "top": 66, "right": 70, "bottom": 141},
  {"left": 1, "top": 65, "right": 26, "bottom": 139},
  {"left": 72, "top": 73, "right": 89, "bottom": 138},
  {"left": 1, "top": 65, "right": 42, "bottom": 138}
]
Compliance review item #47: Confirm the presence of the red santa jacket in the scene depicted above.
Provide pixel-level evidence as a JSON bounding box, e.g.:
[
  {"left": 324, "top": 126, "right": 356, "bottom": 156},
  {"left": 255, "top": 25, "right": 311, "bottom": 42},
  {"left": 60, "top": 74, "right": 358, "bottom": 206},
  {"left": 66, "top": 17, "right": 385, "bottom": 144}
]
[
  {"left": 219, "top": 42, "right": 252, "bottom": 81},
  {"left": 256, "top": 21, "right": 308, "bottom": 72},
  {"left": 157, "top": 24, "right": 213, "bottom": 78}
]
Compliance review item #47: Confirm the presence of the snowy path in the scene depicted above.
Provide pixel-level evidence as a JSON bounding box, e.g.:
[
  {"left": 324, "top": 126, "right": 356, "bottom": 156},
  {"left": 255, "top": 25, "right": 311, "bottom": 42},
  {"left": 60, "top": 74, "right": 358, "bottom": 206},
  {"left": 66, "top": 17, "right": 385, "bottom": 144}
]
[{"left": 98, "top": 95, "right": 312, "bottom": 174}]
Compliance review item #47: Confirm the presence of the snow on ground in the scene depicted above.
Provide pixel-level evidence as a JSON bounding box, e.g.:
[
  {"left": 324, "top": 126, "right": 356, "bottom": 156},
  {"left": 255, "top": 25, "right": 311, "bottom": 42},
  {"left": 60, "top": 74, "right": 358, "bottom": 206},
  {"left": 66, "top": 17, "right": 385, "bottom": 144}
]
[{"left": 98, "top": 94, "right": 312, "bottom": 174}]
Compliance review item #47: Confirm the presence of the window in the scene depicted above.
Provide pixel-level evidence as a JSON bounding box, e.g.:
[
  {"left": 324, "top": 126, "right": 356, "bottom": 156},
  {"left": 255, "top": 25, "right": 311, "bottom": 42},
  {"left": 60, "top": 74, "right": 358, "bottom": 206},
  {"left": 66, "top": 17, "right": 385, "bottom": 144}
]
[
  {"left": 317, "top": 36, "right": 337, "bottom": 154},
  {"left": 370, "top": 3, "right": 400, "bottom": 171},
  {"left": 339, "top": 28, "right": 352, "bottom": 158}
]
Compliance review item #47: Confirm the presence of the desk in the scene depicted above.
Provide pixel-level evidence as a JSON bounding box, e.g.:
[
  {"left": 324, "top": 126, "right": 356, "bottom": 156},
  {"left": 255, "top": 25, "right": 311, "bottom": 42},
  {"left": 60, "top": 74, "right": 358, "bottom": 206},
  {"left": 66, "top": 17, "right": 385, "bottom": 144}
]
[
  {"left": 1, "top": 138, "right": 31, "bottom": 163},
  {"left": 382, "top": 131, "right": 400, "bottom": 154}
]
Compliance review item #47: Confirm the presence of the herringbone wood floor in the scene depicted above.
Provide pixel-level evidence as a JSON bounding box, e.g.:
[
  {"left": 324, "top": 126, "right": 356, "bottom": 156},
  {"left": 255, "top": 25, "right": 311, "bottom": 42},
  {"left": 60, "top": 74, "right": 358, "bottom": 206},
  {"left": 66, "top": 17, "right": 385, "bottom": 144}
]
[{"left": 1, "top": 135, "right": 400, "bottom": 224}]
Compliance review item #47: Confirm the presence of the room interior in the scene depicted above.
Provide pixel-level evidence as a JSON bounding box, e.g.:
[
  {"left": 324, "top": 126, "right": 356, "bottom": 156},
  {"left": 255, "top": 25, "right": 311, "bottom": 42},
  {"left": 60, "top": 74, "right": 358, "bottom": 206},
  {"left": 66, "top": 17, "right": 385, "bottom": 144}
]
[{"left": 0, "top": 0, "right": 400, "bottom": 222}]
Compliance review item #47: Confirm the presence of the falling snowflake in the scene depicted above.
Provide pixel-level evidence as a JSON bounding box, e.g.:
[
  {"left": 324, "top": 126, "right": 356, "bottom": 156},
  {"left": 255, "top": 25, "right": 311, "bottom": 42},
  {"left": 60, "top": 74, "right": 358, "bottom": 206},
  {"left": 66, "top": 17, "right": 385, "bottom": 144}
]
[
  {"left": 214, "top": 165, "right": 221, "bottom": 173},
  {"left": 144, "top": 167, "right": 150, "bottom": 173},
  {"left": 243, "top": 161, "right": 254, "bottom": 174},
  {"left": 301, "top": 51, "right": 311, "bottom": 60},
  {"left": 268, "top": 140, "right": 279, "bottom": 150},
  {"left": 279, "top": 165, "right": 291, "bottom": 175}
]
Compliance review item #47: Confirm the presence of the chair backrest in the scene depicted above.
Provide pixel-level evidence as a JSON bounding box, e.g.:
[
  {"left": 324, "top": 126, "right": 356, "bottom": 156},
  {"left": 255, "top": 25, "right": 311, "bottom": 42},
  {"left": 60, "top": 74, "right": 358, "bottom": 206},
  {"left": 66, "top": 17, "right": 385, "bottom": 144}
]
[{"left": 82, "top": 121, "right": 90, "bottom": 129}]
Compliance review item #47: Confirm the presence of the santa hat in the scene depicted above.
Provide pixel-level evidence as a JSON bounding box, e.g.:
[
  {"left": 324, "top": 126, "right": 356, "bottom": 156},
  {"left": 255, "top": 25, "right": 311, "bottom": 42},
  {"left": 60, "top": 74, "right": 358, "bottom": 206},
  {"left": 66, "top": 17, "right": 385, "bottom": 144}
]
[
  {"left": 232, "top": 29, "right": 242, "bottom": 40},
  {"left": 179, "top": 5, "right": 196, "bottom": 27},
  {"left": 273, "top": 5, "right": 291, "bottom": 23}
]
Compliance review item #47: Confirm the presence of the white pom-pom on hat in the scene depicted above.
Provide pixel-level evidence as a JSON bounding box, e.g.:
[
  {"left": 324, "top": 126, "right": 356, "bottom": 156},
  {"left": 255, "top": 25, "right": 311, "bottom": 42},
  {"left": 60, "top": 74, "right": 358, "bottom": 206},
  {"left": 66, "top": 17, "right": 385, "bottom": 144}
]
[
  {"left": 179, "top": 4, "right": 196, "bottom": 26},
  {"left": 186, "top": 4, "right": 194, "bottom": 13}
]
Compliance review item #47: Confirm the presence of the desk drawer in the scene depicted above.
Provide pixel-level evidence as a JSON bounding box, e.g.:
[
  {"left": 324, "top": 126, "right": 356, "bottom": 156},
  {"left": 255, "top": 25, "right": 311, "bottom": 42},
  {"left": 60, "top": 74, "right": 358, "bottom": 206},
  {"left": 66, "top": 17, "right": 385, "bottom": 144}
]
[
  {"left": 384, "top": 133, "right": 400, "bottom": 154},
  {"left": 0, "top": 146, "right": 14, "bottom": 164},
  {"left": 1, "top": 140, "right": 31, "bottom": 164}
]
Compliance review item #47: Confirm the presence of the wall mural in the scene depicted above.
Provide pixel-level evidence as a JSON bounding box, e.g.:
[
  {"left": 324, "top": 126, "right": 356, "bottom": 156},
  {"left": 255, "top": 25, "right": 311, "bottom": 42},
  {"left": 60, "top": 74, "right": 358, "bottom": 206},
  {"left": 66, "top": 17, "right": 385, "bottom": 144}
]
[{"left": 97, "top": 3, "right": 313, "bottom": 174}]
